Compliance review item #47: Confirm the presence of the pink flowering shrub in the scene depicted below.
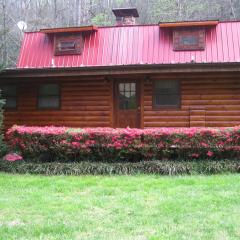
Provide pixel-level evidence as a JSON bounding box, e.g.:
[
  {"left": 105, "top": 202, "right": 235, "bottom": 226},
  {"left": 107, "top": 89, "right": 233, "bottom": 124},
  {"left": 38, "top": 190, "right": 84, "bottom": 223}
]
[
  {"left": 3, "top": 153, "right": 23, "bottom": 162},
  {"left": 6, "top": 125, "right": 240, "bottom": 162}
]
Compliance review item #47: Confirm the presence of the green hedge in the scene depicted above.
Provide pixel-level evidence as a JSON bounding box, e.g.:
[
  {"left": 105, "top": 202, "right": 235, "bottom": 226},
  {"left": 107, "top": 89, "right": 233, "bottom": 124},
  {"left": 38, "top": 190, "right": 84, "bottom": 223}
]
[{"left": 0, "top": 160, "right": 239, "bottom": 175}]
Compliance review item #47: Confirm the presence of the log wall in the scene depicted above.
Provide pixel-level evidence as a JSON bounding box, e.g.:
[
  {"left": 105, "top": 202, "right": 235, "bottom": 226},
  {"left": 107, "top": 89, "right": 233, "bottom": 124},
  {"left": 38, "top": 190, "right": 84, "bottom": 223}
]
[
  {"left": 4, "top": 77, "right": 112, "bottom": 130},
  {"left": 3, "top": 73, "right": 240, "bottom": 129},
  {"left": 143, "top": 75, "right": 240, "bottom": 128}
]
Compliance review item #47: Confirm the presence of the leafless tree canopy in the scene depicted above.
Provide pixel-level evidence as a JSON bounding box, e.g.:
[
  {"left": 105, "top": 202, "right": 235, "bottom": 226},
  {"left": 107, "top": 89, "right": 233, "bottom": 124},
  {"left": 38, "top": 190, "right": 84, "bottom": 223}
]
[{"left": 1, "top": 0, "right": 240, "bottom": 68}]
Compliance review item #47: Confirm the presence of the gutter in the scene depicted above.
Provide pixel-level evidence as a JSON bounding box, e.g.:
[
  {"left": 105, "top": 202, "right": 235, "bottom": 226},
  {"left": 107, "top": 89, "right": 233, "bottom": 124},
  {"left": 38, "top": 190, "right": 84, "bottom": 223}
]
[{"left": 1, "top": 62, "right": 240, "bottom": 79}]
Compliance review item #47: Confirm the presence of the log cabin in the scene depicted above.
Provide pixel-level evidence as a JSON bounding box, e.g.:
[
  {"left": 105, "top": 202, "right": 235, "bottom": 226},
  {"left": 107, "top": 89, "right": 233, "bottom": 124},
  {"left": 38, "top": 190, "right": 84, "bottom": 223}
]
[{"left": 1, "top": 8, "right": 240, "bottom": 129}]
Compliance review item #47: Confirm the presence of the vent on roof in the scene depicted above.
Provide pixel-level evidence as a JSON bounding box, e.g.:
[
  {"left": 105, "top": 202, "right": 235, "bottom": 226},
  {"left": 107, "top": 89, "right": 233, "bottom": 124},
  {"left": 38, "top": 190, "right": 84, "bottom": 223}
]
[{"left": 112, "top": 8, "right": 139, "bottom": 26}]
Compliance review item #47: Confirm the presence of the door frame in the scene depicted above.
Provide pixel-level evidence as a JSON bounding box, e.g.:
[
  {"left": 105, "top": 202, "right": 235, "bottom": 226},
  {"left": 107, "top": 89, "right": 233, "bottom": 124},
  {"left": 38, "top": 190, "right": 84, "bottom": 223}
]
[{"left": 113, "top": 79, "right": 141, "bottom": 128}]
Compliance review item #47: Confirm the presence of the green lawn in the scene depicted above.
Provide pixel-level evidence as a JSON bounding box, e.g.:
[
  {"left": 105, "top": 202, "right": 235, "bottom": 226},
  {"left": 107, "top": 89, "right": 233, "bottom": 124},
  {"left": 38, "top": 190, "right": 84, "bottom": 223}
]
[{"left": 0, "top": 174, "right": 239, "bottom": 240}]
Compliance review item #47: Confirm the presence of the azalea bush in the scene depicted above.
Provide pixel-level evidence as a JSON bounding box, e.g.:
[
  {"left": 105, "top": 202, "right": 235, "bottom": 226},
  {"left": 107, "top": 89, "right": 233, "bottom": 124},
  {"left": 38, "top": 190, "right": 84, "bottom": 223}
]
[
  {"left": 0, "top": 88, "right": 6, "bottom": 156},
  {"left": 6, "top": 125, "right": 240, "bottom": 162},
  {"left": 3, "top": 153, "right": 23, "bottom": 162}
]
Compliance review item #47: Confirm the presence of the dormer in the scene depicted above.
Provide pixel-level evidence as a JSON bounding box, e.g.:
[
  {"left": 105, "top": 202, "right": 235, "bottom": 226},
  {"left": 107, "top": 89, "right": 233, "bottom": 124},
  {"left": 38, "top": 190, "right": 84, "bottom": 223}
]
[
  {"left": 40, "top": 26, "right": 98, "bottom": 56},
  {"left": 159, "top": 20, "right": 219, "bottom": 51}
]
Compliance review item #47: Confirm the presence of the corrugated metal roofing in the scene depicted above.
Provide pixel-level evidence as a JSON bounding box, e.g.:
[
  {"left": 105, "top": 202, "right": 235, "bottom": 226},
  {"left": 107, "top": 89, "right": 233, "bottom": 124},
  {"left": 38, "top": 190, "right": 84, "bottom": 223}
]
[{"left": 17, "top": 22, "right": 240, "bottom": 69}]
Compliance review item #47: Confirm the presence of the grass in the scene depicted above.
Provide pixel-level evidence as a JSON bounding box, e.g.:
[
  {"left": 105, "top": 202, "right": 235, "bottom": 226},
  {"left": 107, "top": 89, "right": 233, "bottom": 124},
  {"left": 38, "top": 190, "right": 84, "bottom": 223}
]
[{"left": 0, "top": 174, "right": 239, "bottom": 240}]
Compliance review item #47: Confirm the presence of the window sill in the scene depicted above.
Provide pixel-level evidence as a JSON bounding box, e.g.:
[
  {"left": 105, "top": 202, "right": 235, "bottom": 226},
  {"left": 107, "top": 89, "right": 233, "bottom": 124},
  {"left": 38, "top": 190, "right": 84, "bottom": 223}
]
[
  {"left": 4, "top": 108, "right": 18, "bottom": 112},
  {"left": 152, "top": 106, "right": 181, "bottom": 110},
  {"left": 37, "top": 107, "right": 61, "bottom": 111}
]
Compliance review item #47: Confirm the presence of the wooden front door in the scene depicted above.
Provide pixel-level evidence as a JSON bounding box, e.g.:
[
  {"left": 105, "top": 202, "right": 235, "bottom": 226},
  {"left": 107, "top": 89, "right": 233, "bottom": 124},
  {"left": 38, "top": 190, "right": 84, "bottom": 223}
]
[{"left": 114, "top": 80, "right": 140, "bottom": 128}]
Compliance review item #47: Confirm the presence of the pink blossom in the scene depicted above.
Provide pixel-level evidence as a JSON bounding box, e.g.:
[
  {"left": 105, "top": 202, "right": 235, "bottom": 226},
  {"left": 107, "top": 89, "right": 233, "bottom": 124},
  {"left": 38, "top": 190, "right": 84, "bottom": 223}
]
[
  {"left": 113, "top": 141, "right": 123, "bottom": 149},
  {"left": 71, "top": 142, "right": 81, "bottom": 148},
  {"left": 85, "top": 140, "right": 96, "bottom": 145},
  {"left": 3, "top": 153, "right": 23, "bottom": 162},
  {"left": 174, "top": 138, "right": 180, "bottom": 143},
  {"left": 192, "top": 153, "right": 199, "bottom": 158},
  {"left": 201, "top": 142, "right": 209, "bottom": 148},
  {"left": 207, "top": 151, "right": 214, "bottom": 157}
]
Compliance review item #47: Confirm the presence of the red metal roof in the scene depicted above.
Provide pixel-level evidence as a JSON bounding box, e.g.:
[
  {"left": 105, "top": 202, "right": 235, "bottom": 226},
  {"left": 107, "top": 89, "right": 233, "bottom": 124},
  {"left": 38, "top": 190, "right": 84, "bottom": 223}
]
[{"left": 17, "top": 21, "right": 240, "bottom": 69}]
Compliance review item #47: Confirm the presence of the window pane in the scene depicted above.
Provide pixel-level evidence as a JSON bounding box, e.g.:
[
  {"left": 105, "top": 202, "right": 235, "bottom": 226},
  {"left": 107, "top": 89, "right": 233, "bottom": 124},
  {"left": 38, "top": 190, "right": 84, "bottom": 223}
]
[
  {"left": 38, "top": 96, "right": 59, "bottom": 108},
  {"left": 154, "top": 94, "right": 179, "bottom": 106},
  {"left": 118, "top": 82, "right": 137, "bottom": 110},
  {"left": 181, "top": 36, "right": 198, "bottom": 46},
  {"left": 154, "top": 80, "right": 180, "bottom": 107},
  {"left": 39, "top": 84, "right": 59, "bottom": 96},
  {"left": 119, "top": 93, "right": 137, "bottom": 110},
  {"left": 130, "top": 91, "right": 135, "bottom": 97},
  {"left": 1, "top": 85, "right": 17, "bottom": 109},
  {"left": 125, "top": 92, "right": 130, "bottom": 98},
  {"left": 125, "top": 83, "right": 130, "bottom": 91},
  {"left": 1, "top": 85, "right": 16, "bottom": 97},
  {"left": 58, "top": 41, "right": 76, "bottom": 51},
  {"left": 5, "top": 97, "right": 16, "bottom": 109},
  {"left": 173, "top": 29, "right": 205, "bottom": 51},
  {"left": 131, "top": 83, "right": 136, "bottom": 91},
  {"left": 119, "top": 83, "right": 124, "bottom": 91},
  {"left": 155, "top": 80, "right": 179, "bottom": 94}
]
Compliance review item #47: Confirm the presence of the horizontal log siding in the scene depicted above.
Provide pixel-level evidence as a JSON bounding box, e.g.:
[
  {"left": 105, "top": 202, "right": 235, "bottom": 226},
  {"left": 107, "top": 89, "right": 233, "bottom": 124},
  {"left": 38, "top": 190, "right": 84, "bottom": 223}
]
[
  {"left": 143, "top": 77, "right": 240, "bottom": 128},
  {"left": 3, "top": 73, "right": 240, "bottom": 129},
  {"left": 4, "top": 78, "right": 112, "bottom": 129}
]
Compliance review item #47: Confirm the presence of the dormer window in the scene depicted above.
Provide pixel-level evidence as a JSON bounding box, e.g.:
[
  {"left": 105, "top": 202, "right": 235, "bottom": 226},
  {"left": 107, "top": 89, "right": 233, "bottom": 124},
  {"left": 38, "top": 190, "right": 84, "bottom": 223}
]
[
  {"left": 58, "top": 41, "right": 76, "bottom": 51},
  {"left": 54, "top": 34, "right": 84, "bottom": 56},
  {"left": 159, "top": 21, "right": 218, "bottom": 52},
  {"left": 40, "top": 26, "right": 98, "bottom": 56},
  {"left": 173, "top": 29, "right": 205, "bottom": 51}
]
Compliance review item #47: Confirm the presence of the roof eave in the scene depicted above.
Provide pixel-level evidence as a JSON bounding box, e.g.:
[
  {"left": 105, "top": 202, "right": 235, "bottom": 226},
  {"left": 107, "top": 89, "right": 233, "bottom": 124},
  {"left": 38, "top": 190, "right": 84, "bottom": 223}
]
[
  {"left": 1, "top": 63, "right": 240, "bottom": 79},
  {"left": 159, "top": 20, "right": 219, "bottom": 28}
]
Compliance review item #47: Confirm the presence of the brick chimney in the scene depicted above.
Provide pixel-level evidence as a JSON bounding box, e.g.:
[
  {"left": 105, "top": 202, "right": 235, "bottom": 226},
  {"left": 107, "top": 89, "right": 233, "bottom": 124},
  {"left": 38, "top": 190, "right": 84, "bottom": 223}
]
[{"left": 112, "top": 8, "right": 139, "bottom": 26}]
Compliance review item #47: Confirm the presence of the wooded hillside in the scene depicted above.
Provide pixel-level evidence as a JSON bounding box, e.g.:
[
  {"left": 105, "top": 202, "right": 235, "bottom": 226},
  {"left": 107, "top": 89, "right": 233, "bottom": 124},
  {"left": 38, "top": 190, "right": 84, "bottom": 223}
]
[{"left": 1, "top": 0, "right": 240, "bottom": 67}]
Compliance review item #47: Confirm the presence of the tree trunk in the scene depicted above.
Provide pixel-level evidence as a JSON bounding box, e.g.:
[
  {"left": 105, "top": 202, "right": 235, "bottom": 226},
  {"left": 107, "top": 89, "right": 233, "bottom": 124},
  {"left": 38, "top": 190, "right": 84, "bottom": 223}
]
[
  {"left": 53, "top": 0, "right": 57, "bottom": 26},
  {"left": 2, "top": 0, "right": 7, "bottom": 65},
  {"left": 75, "top": 0, "right": 80, "bottom": 25},
  {"left": 229, "top": 0, "right": 236, "bottom": 19}
]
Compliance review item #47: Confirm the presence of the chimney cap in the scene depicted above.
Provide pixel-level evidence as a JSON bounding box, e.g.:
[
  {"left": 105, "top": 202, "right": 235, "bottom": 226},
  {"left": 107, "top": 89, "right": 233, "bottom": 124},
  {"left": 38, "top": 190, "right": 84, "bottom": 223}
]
[{"left": 112, "top": 8, "right": 139, "bottom": 18}]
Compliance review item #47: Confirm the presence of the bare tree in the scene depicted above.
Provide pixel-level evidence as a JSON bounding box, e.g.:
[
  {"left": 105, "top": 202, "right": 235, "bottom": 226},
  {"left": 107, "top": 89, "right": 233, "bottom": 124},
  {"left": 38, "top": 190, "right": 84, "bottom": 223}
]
[
  {"left": 229, "top": 0, "right": 236, "bottom": 19},
  {"left": 1, "top": 0, "right": 7, "bottom": 66}
]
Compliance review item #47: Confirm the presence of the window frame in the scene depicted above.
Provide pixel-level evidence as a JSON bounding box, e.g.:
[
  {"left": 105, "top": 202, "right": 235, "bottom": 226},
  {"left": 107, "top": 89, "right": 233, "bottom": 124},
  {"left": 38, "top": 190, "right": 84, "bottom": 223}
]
[
  {"left": 54, "top": 33, "right": 84, "bottom": 56},
  {"left": 37, "top": 83, "right": 61, "bottom": 110},
  {"left": 152, "top": 80, "right": 181, "bottom": 110},
  {"left": 173, "top": 28, "right": 206, "bottom": 51},
  {"left": 118, "top": 82, "right": 138, "bottom": 110},
  {"left": 1, "top": 85, "right": 17, "bottom": 110}
]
